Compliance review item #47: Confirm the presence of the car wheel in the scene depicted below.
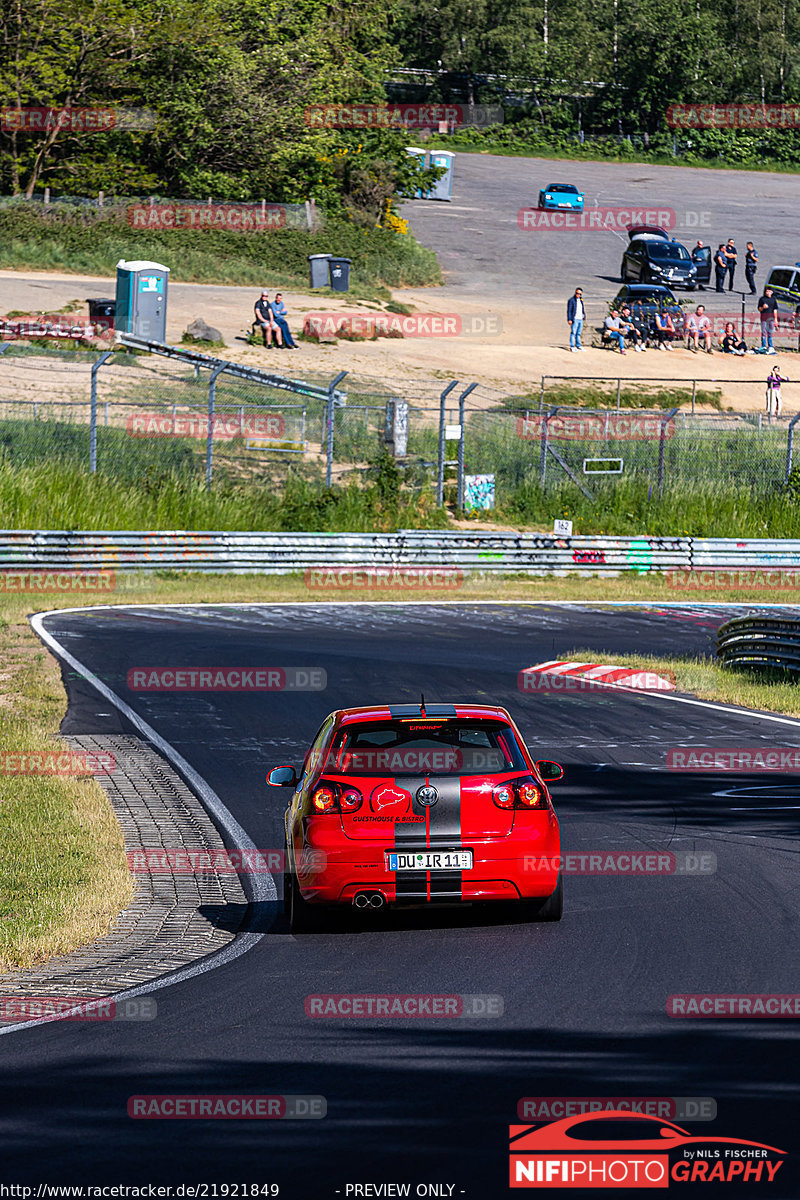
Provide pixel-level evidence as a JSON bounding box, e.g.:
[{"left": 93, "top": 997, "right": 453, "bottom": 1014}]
[
  {"left": 530, "top": 874, "right": 563, "bottom": 922},
  {"left": 289, "top": 868, "right": 323, "bottom": 933}
]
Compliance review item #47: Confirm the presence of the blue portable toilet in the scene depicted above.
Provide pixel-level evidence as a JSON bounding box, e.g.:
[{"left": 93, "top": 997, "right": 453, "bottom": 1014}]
[
  {"left": 405, "top": 147, "right": 429, "bottom": 199},
  {"left": 115, "top": 260, "right": 169, "bottom": 342},
  {"left": 428, "top": 151, "right": 455, "bottom": 201}
]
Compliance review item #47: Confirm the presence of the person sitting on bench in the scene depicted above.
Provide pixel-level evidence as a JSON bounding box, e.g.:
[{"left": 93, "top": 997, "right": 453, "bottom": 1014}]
[
  {"left": 271, "top": 293, "right": 297, "bottom": 349},
  {"left": 253, "top": 290, "right": 282, "bottom": 348},
  {"left": 603, "top": 309, "right": 627, "bottom": 354}
]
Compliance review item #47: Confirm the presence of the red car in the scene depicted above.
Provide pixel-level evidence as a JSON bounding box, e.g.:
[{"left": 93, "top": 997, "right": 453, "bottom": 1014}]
[{"left": 267, "top": 701, "right": 563, "bottom": 932}]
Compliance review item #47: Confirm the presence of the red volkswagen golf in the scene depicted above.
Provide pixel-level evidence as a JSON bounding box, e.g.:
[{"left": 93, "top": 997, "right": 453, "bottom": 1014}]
[{"left": 267, "top": 701, "right": 563, "bottom": 931}]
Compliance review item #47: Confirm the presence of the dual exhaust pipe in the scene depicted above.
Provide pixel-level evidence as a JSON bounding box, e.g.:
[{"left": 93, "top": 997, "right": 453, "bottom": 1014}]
[{"left": 353, "top": 891, "right": 386, "bottom": 910}]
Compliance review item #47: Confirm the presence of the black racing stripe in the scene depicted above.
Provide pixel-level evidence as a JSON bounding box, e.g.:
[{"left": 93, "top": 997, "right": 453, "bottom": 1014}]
[
  {"left": 391, "top": 774, "right": 462, "bottom": 903},
  {"left": 393, "top": 775, "right": 428, "bottom": 902},
  {"left": 387, "top": 704, "right": 458, "bottom": 718}
]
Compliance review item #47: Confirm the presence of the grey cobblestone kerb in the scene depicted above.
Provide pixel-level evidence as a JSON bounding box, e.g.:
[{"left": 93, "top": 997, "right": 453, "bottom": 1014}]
[{"left": 0, "top": 734, "right": 249, "bottom": 1002}]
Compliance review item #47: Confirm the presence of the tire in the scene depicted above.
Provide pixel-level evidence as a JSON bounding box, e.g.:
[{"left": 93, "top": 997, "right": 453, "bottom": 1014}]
[
  {"left": 289, "top": 871, "right": 322, "bottom": 933},
  {"left": 532, "top": 874, "right": 563, "bottom": 922},
  {"left": 620, "top": 264, "right": 628, "bottom": 282}
]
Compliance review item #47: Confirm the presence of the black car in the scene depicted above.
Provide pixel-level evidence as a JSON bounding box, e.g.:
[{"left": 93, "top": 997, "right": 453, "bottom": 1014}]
[
  {"left": 620, "top": 230, "right": 697, "bottom": 290},
  {"left": 611, "top": 284, "right": 686, "bottom": 335}
]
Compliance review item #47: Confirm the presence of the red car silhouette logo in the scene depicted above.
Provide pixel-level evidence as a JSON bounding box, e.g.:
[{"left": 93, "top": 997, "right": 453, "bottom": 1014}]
[
  {"left": 370, "top": 784, "right": 410, "bottom": 812},
  {"left": 510, "top": 1110, "right": 785, "bottom": 1154}
]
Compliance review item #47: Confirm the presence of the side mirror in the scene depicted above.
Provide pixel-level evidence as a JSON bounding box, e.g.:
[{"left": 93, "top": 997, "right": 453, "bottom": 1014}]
[
  {"left": 267, "top": 765, "right": 298, "bottom": 788},
  {"left": 536, "top": 759, "right": 564, "bottom": 782}
]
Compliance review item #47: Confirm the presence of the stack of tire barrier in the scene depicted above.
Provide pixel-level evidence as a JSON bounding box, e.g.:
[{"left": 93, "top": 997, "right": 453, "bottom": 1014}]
[{"left": 717, "top": 614, "right": 800, "bottom": 673}]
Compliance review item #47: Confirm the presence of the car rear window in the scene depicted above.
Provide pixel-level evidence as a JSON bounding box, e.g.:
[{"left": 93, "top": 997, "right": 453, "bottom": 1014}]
[{"left": 326, "top": 719, "right": 528, "bottom": 776}]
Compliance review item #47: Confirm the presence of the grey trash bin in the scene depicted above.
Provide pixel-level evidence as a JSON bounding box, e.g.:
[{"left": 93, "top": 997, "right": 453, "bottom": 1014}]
[
  {"left": 308, "top": 254, "right": 332, "bottom": 289},
  {"left": 328, "top": 257, "right": 352, "bottom": 292}
]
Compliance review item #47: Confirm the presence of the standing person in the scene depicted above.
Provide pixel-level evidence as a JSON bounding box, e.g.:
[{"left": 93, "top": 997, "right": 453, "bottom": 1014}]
[
  {"left": 766, "top": 365, "right": 788, "bottom": 416},
  {"left": 567, "top": 287, "right": 586, "bottom": 351},
  {"left": 714, "top": 244, "right": 728, "bottom": 293},
  {"left": 725, "top": 238, "right": 738, "bottom": 291},
  {"left": 253, "top": 290, "right": 282, "bottom": 348},
  {"left": 691, "top": 241, "right": 707, "bottom": 289},
  {"left": 271, "top": 292, "right": 297, "bottom": 348},
  {"left": 745, "top": 242, "right": 758, "bottom": 295},
  {"left": 758, "top": 286, "right": 779, "bottom": 353}
]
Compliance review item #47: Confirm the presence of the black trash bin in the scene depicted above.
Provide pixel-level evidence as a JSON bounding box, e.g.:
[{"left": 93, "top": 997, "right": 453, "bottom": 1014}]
[
  {"left": 308, "top": 254, "right": 332, "bottom": 289},
  {"left": 328, "top": 257, "right": 352, "bottom": 292},
  {"left": 86, "top": 297, "right": 116, "bottom": 331}
]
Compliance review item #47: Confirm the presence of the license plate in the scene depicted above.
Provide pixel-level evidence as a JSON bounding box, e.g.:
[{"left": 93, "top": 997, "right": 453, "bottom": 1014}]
[{"left": 387, "top": 850, "right": 473, "bottom": 872}]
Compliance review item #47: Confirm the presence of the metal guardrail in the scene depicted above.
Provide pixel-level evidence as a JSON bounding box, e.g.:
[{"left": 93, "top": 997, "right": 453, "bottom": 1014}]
[
  {"left": 717, "top": 614, "right": 800, "bottom": 672},
  {"left": 3, "top": 530, "right": 800, "bottom": 575}
]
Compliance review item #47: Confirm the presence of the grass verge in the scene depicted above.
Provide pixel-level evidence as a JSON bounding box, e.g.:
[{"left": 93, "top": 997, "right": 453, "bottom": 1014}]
[{"left": 0, "top": 567, "right": 791, "bottom": 973}]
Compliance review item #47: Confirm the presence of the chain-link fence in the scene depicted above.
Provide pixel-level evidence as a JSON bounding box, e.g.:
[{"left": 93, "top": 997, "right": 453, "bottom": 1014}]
[{"left": 2, "top": 341, "right": 800, "bottom": 509}]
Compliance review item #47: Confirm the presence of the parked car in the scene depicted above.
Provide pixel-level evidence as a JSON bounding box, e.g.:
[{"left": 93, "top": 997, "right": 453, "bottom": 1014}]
[
  {"left": 537, "top": 183, "right": 584, "bottom": 211},
  {"left": 610, "top": 284, "right": 686, "bottom": 336},
  {"left": 621, "top": 228, "right": 697, "bottom": 290},
  {"left": 764, "top": 264, "right": 800, "bottom": 324}
]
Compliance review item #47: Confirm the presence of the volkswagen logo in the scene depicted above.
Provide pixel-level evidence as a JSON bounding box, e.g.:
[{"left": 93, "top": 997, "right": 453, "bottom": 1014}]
[{"left": 416, "top": 785, "right": 438, "bottom": 807}]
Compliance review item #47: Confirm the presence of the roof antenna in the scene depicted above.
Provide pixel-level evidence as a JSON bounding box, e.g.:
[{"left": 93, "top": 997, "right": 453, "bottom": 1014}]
[{"left": 420, "top": 692, "right": 426, "bottom": 715}]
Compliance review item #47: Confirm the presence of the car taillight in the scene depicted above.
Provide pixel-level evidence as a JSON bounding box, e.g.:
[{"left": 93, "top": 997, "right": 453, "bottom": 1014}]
[
  {"left": 312, "top": 786, "right": 337, "bottom": 813},
  {"left": 339, "top": 787, "right": 363, "bottom": 813},
  {"left": 493, "top": 784, "right": 514, "bottom": 809},
  {"left": 492, "top": 779, "right": 547, "bottom": 811},
  {"left": 517, "top": 782, "right": 544, "bottom": 808}
]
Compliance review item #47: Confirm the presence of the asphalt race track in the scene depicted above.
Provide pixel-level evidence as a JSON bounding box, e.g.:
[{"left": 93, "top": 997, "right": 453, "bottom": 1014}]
[{"left": 2, "top": 602, "right": 798, "bottom": 1197}]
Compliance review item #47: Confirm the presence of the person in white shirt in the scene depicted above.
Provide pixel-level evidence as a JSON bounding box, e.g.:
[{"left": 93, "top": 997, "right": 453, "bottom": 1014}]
[{"left": 685, "top": 305, "right": 713, "bottom": 353}]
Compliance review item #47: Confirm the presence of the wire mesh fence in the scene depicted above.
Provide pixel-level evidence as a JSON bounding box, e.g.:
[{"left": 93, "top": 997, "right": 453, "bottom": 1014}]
[{"left": 1, "top": 342, "right": 799, "bottom": 508}]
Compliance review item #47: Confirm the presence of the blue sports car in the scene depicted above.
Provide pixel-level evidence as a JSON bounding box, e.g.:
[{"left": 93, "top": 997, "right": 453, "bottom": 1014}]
[{"left": 537, "top": 183, "right": 584, "bottom": 211}]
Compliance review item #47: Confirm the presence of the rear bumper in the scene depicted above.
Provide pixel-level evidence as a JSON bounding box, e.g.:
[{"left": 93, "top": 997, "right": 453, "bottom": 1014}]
[{"left": 294, "top": 832, "right": 562, "bottom": 906}]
